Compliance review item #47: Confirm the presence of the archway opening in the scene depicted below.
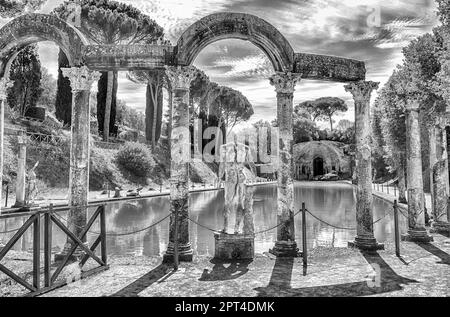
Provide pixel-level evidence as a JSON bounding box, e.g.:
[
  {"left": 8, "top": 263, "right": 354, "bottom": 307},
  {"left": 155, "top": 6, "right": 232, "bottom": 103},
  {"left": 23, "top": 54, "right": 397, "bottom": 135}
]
[
  {"left": 192, "top": 38, "right": 277, "bottom": 178},
  {"left": 313, "top": 157, "right": 324, "bottom": 177}
]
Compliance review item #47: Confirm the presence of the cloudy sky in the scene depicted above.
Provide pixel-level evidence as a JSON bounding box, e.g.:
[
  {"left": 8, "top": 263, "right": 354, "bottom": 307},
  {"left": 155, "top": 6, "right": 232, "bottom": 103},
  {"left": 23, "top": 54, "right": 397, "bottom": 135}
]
[{"left": 0, "top": 0, "right": 439, "bottom": 128}]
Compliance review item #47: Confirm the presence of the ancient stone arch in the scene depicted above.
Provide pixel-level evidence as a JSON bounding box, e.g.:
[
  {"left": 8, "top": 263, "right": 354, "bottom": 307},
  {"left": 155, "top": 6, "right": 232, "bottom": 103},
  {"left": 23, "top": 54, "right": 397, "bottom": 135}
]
[
  {"left": 0, "top": 11, "right": 388, "bottom": 256},
  {"left": 0, "top": 13, "right": 88, "bottom": 77},
  {"left": 175, "top": 12, "right": 294, "bottom": 72}
]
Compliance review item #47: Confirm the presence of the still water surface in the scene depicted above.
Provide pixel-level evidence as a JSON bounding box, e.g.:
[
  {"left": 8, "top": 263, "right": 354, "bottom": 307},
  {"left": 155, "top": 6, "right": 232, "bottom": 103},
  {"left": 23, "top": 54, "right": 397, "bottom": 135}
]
[{"left": 0, "top": 182, "right": 409, "bottom": 256}]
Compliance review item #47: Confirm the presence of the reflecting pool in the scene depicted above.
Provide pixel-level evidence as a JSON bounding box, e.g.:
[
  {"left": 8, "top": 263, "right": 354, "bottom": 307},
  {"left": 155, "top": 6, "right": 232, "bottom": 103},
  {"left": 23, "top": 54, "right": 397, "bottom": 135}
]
[{"left": 0, "top": 182, "right": 409, "bottom": 257}]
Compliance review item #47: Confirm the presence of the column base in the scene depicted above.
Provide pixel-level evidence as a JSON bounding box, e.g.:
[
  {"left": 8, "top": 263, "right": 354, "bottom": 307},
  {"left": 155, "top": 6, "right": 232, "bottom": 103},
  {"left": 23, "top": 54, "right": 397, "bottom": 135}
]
[
  {"left": 162, "top": 242, "right": 193, "bottom": 263},
  {"left": 54, "top": 242, "right": 90, "bottom": 263},
  {"left": 269, "top": 241, "right": 300, "bottom": 257},
  {"left": 430, "top": 221, "right": 450, "bottom": 235},
  {"left": 401, "top": 228, "right": 434, "bottom": 243},
  {"left": 348, "top": 236, "right": 384, "bottom": 251}
]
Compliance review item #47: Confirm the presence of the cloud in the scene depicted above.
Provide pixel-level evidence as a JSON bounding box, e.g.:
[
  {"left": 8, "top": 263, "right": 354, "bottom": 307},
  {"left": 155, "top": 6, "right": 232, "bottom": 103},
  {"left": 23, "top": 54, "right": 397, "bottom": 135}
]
[{"left": 0, "top": 0, "right": 439, "bottom": 128}]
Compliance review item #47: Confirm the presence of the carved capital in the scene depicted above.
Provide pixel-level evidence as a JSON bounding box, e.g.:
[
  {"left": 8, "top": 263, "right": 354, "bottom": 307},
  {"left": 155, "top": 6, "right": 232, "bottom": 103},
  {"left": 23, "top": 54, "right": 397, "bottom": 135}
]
[
  {"left": 165, "top": 66, "right": 197, "bottom": 90},
  {"left": 344, "top": 80, "right": 379, "bottom": 102},
  {"left": 0, "top": 78, "right": 13, "bottom": 100},
  {"left": 61, "top": 66, "right": 101, "bottom": 92},
  {"left": 405, "top": 100, "right": 420, "bottom": 113},
  {"left": 269, "top": 72, "right": 302, "bottom": 94}
]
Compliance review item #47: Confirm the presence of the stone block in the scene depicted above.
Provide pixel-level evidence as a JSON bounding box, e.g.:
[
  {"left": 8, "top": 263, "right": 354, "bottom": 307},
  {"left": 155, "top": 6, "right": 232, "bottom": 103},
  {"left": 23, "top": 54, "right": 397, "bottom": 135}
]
[{"left": 214, "top": 233, "right": 254, "bottom": 260}]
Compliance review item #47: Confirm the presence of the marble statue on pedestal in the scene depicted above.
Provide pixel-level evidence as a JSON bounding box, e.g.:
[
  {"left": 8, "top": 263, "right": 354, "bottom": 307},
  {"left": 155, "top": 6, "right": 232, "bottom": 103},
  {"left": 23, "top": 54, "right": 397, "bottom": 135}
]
[
  {"left": 24, "top": 161, "right": 39, "bottom": 206},
  {"left": 218, "top": 139, "right": 256, "bottom": 235}
]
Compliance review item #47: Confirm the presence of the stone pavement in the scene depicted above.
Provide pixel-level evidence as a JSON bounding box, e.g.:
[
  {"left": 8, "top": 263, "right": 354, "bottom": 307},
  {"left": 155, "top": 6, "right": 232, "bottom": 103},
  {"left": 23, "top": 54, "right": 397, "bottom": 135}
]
[{"left": 39, "top": 233, "right": 449, "bottom": 297}]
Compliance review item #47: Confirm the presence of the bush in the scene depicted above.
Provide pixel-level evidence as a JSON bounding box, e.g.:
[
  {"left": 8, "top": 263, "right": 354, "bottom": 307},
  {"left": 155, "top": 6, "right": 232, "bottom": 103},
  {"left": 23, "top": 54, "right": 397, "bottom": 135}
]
[
  {"left": 115, "top": 142, "right": 155, "bottom": 177},
  {"left": 90, "top": 147, "right": 125, "bottom": 190}
]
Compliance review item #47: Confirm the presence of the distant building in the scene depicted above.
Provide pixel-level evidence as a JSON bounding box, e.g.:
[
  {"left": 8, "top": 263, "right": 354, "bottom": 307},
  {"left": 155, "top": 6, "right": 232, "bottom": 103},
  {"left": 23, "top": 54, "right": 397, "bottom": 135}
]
[{"left": 293, "top": 141, "right": 352, "bottom": 180}]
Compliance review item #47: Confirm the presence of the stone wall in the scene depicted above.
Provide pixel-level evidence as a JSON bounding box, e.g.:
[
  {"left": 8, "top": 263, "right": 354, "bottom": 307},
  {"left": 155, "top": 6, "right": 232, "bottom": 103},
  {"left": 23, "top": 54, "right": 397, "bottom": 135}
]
[{"left": 293, "top": 141, "right": 351, "bottom": 180}]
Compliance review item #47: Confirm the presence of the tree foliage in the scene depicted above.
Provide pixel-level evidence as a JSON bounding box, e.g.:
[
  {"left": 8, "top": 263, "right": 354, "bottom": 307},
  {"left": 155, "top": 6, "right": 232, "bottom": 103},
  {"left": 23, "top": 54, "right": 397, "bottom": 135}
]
[
  {"left": 209, "top": 86, "right": 254, "bottom": 135},
  {"left": 54, "top": 50, "right": 72, "bottom": 125},
  {"left": 38, "top": 67, "right": 57, "bottom": 113},
  {"left": 0, "top": 0, "right": 46, "bottom": 18},
  {"left": 298, "top": 97, "right": 348, "bottom": 131},
  {"left": 7, "top": 45, "right": 42, "bottom": 116},
  {"left": 53, "top": 0, "right": 167, "bottom": 133}
]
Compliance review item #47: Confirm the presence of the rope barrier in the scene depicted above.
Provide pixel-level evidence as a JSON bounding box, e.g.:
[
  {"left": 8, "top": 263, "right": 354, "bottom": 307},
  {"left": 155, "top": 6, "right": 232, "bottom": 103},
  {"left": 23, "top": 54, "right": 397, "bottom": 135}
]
[
  {"left": 305, "top": 209, "right": 357, "bottom": 230},
  {"left": 305, "top": 209, "right": 389, "bottom": 231},
  {"left": 53, "top": 213, "right": 170, "bottom": 237},
  {"left": 188, "top": 209, "right": 304, "bottom": 235}
]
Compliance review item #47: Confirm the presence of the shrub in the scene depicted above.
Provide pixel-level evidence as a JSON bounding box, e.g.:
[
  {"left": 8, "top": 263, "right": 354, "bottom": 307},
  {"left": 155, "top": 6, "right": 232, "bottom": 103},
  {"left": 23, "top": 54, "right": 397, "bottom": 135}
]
[
  {"left": 90, "top": 147, "right": 123, "bottom": 190},
  {"left": 115, "top": 142, "right": 155, "bottom": 177}
]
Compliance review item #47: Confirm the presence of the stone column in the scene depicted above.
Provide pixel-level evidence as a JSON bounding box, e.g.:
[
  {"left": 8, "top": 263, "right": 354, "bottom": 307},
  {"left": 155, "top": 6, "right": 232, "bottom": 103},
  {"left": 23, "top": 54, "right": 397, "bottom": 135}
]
[
  {"left": 402, "top": 101, "right": 433, "bottom": 242},
  {"left": 429, "top": 123, "right": 437, "bottom": 214},
  {"left": 56, "top": 66, "right": 101, "bottom": 261},
  {"left": 0, "top": 78, "right": 12, "bottom": 212},
  {"left": 163, "top": 66, "right": 196, "bottom": 263},
  {"left": 13, "top": 133, "right": 27, "bottom": 208},
  {"left": 344, "top": 81, "right": 384, "bottom": 251},
  {"left": 268, "top": 72, "right": 301, "bottom": 257},
  {"left": 431, "top": 117, "right": 450, "bottom": 233}
]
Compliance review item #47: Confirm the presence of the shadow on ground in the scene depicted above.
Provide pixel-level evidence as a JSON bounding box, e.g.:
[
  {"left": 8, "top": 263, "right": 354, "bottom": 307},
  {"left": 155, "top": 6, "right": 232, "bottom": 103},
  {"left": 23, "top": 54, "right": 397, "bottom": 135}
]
[
  {"left": 110, "top": 264, "right": 172, "bottom": 297},
  {"left": 255, "top": 252, "right": 418, "bottom": 297},
  {"left": 415, "top": 242, "right": 450, "bottom": 265},
  {"left": 199, "top": 258, "right": 252, "bottom": 281}
]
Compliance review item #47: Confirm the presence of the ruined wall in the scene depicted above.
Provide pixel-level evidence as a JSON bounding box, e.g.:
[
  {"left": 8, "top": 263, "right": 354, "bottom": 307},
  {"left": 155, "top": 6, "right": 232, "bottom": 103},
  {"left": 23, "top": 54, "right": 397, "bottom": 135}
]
[{"left": 293, "top": 141, "right": 351, "bottom": 179}]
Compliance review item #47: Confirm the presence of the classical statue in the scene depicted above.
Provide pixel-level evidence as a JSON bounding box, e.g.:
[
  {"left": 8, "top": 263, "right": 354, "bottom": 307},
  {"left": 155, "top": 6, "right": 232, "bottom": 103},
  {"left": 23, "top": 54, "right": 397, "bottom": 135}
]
[
  {"left": 25, "top": 161, "right": 39, "bottom": 206},
  {"left": 218, "top": 138, "right": 256, "bottom": 235}
]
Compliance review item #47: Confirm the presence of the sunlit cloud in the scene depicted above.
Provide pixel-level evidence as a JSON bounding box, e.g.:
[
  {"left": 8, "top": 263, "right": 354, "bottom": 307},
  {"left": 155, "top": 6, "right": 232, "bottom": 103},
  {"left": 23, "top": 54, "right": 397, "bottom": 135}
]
[{"left": 0, "top": 0, "right": 440, "bottom": 126}]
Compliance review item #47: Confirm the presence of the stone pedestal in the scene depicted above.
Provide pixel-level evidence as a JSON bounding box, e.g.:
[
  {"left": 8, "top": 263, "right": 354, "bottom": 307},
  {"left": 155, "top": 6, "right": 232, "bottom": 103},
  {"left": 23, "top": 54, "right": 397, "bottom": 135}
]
[
  {"left": 214, "top": 233, "right": 254, "bottom": 260},
  {"left": 344, "top": 81, "right": 384, "bottom": 251},
  {"left": 268, "top": 72, "right": 301, "bottom": 257},
  {"left": 404, "top": 101, "right": 433, "bottom": 243}
]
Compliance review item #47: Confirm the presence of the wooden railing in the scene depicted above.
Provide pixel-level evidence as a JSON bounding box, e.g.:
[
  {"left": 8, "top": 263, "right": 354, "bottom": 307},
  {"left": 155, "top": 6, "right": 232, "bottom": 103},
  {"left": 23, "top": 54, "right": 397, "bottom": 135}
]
[{"left": 0, "top": 204, "right": 109, "bottom": 297}]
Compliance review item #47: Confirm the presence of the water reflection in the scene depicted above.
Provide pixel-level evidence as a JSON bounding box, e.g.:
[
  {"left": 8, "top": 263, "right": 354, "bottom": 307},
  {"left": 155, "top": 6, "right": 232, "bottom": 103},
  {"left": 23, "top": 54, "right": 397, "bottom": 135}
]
[{"left": 0, "top": 182, "right": 409, "bottom": 256}]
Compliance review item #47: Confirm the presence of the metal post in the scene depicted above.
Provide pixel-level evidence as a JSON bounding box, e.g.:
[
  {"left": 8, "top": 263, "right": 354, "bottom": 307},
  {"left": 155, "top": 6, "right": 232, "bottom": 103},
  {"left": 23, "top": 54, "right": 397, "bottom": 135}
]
[
  {"left": 4, "top": 184, "right": 8, "bottom": 207},
  {"left": 44, "top": 204, "right": 53, "bottom": 287},
  {"left": 173, "top": 207, "right": 179, "bottom": 270},
  {"left": 302, "top": 202, "right": 307, "bottom": 275},
  {"left": 106, "top": 183, "right": 110, "bottom": 198},
  {"left": 33, "top": 213, "right": 40, "bottom": 290},
  {"left": 394, "top": 200, "right": 400, "bottom": 257},
  {"left": 394, "top": 186, "right": 397, "bottom": 197},
  {"left": 100, "top": 204, "right": 107, "bottom": 265}
]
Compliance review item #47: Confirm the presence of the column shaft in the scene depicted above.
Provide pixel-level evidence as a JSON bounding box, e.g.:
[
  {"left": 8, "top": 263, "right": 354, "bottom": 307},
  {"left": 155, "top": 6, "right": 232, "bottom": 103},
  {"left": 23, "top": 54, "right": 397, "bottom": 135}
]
[
  {"left": 56, "top": 67, "right": 100, "bottom": 261},
  {"left": 0, "top": 99, "right": 3, "bottom": 211},
  {"left": 67, "top": 89, "right": 91, "bottom": 240},
  {"left": 0, "top": 78, "right": 12, "bottom": 213},
  {"left": 163, "top": 66, "right": 196, "bottom": 263},
  {"left": 431, "top": 119, "right": 450, "bottom": 233},
  {"left": 345, "top": 81, "right": 384, "bottom": 251},
  {"left": 403, "top": 101, "right": 433, "bottom": 242},
  {"left": 269, "top": 72, "right": 301, "bottom": 257}
]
